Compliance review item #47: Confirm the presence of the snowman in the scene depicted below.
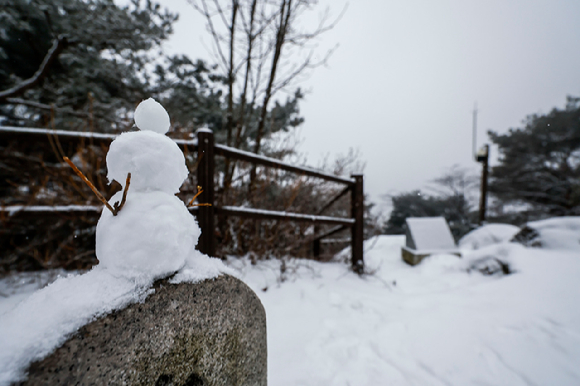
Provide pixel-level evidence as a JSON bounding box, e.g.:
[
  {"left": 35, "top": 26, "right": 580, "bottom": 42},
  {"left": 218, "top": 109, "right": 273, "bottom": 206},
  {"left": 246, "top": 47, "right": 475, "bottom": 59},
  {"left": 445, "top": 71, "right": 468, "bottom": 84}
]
[{"left": 95, "top": 98, "right": 201, "bottom": 281}]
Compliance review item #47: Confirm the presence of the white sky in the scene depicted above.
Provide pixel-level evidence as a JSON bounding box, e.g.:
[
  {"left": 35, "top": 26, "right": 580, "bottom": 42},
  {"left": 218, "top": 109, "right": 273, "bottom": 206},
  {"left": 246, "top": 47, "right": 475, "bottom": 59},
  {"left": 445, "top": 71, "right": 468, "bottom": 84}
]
[{"left": 158, "top": 0, "right": 580, "bottom": 206}]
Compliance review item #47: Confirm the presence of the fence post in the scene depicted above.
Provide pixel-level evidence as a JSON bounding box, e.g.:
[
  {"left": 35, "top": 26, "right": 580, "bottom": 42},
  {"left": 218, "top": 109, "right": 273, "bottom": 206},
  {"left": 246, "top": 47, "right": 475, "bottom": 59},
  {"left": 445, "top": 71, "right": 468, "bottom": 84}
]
[
  {"left": 313, "top": 238, "right": 321, "bottom": 259},
  {"left": 197, "top": 128, "right": 215, "bottom": 257},
  {"left": 351, "top": 174, "right": 364, "bottom": 274}
]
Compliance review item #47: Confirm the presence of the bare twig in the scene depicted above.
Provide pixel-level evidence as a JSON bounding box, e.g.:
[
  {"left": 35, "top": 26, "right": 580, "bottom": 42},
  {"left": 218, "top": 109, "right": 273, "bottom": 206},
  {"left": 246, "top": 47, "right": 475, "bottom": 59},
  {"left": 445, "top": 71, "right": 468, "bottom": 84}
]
[
  {"left": 188, "top": 185, "right": 213, "bottom": 207},
  {"left": 63, "top": 156, "right": 116, "bottom": 215},
  {"left": 188, "top": 185, "right": 204, "bottom": 206},
  {"left": 113, "top": 173, "right": 131, "bottom": 213}
]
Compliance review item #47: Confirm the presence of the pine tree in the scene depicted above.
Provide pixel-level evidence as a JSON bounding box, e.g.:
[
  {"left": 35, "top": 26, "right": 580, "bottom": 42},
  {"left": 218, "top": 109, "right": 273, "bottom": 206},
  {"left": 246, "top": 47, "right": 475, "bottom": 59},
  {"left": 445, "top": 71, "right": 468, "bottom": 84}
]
[
  {"left": 0, "top": 0, "right": 183, "bottom": 130},
  {"left": 488, "top": 96, "right": 580, "bottom": 217}
]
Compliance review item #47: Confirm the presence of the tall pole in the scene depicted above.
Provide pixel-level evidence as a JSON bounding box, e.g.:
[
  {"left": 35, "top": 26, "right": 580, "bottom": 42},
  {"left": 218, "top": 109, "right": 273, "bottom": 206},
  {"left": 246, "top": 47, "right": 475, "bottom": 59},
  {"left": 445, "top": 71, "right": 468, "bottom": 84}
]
[
  {"left": 478, "top": 144, "right": 489, "bottom": 225},
  {"left": 472, "top": 102, "right": 478, "bottom": 160}
]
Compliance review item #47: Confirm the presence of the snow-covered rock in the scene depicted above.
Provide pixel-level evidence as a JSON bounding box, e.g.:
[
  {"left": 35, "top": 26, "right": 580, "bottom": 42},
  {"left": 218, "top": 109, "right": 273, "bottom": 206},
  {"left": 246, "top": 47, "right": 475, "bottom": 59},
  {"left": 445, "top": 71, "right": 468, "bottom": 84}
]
[
  {"left": 458, "top": 223, "right": 520, "bottom": 251},
  {"left": 512, "top": 216, "right": 580, "bottom": 250}
]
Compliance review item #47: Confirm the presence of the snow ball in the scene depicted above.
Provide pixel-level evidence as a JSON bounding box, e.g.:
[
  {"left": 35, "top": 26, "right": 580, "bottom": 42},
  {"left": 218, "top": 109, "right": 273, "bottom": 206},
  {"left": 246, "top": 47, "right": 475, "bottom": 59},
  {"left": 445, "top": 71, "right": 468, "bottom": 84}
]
[
  {"left": 134, "top": 98, "right": 170, "bottom": 134},
  {"left": 106, "top": 131, "right": 188, "bottom": 194},
  {"left": 96, "top": 190, "right": 200, "bottom": 280}
]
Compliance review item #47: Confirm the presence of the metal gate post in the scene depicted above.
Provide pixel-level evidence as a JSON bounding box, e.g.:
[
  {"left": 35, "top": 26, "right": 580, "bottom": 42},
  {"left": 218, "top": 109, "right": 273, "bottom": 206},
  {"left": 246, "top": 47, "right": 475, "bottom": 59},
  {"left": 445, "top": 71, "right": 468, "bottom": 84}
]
[
  {"left": 197, "top": 128, "right": 215, "bottom": 257},
  {"left": 351, "top": 174, "right": 364, "bottom": 274}
]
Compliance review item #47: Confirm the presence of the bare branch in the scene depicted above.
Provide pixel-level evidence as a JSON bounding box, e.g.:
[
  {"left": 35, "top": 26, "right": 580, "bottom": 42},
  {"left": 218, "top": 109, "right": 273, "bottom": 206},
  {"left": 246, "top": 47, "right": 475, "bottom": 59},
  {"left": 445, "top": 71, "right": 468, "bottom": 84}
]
[
  {"left": 188, "top": 0, "right": 229, "bottom": 71},
  {"left": 0, "top": 37, "right": 69, "bottom": 101}
]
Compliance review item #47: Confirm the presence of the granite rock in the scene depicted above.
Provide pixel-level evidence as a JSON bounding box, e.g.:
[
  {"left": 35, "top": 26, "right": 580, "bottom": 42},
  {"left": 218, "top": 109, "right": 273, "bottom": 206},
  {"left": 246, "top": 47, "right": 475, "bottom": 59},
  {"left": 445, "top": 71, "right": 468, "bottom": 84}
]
[{"left": 18, "top": 274, "right": 267, "bottom": 386}]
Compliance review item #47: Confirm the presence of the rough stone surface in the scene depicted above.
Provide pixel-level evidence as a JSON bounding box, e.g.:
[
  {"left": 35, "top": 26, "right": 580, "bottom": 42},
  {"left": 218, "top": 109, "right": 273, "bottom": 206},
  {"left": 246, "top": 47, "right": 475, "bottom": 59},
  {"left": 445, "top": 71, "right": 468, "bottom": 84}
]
[
  {"left": 18, "top": 275, "right": 267, "bottom": 386},
  {"left": 401, "top": 247, "right": 430, "bottom": 266}
]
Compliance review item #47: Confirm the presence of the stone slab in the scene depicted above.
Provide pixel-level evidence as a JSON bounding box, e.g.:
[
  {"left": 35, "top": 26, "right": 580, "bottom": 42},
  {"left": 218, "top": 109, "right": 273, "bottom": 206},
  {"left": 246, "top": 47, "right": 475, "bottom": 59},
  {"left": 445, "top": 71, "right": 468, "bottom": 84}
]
[{"left": 401, "top": 246, "right": 461, "bottom": 266}]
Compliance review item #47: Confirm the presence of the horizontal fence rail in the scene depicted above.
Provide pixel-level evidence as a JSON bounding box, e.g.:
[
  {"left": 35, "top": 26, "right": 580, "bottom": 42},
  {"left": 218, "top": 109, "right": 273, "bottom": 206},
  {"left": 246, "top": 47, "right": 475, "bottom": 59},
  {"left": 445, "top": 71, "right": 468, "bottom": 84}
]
[
  {"left": 0, "top": 126, "right": 364, "bottom": 273},
  {"left": 215, "top": 206, "right": 355, "bottom": 226},
  {"left": 1, "top": 205, "right": 102, "bottom": 216},
  {"left": 0, "top": 126, "right": 198, "bottom": 150},
  {"left": 214, "top": 144, "right": 355, "bottom": 186}
]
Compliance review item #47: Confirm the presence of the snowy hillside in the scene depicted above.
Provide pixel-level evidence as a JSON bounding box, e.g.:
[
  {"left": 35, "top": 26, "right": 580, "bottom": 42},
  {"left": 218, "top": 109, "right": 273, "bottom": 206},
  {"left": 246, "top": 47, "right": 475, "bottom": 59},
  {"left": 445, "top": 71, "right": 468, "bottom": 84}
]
[{"left": 1, "top": 226, "right": 580, "bottom": 385}]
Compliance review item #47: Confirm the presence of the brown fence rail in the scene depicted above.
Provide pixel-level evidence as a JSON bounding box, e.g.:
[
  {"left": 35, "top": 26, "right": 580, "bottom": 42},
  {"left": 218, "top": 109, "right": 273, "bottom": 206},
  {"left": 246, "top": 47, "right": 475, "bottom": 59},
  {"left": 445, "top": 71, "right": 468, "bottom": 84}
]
[{"left": 0, "top": 126, "right": 364, "bottom": 272}]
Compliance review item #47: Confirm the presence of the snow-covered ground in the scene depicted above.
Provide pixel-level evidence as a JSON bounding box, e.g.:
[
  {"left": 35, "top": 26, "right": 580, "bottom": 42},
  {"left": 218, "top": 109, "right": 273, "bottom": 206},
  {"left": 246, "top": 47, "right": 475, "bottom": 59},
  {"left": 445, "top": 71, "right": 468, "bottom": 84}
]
[
  {"left": 1, "top": 225, "right": 580, "bottom": 385},
  {"left": 229, "top": 230, "right": 580, "bottom": 386}
]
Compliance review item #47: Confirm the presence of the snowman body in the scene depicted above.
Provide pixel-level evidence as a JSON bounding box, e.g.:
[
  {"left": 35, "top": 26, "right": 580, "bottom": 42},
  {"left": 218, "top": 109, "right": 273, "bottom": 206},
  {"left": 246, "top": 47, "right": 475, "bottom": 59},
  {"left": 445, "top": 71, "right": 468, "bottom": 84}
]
[{"left": 95, "top": 99, "right": 200, "bottom": 280}]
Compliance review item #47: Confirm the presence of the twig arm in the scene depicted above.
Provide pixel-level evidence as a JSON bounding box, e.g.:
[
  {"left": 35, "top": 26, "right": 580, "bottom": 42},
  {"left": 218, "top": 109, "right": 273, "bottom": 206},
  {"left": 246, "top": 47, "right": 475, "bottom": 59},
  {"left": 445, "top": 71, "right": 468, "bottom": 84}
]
[
  {"left": 188, "top": 185, "right": 213, "bottom": 207},
  {"left": 63, "top": 156, "right": 116, "bottom": 215},
  {"left": 113, "top": 173, "right": 131, "bottom": 214},
  {"left": 188, "top": 185, "right": 204, "bottom": 206}
]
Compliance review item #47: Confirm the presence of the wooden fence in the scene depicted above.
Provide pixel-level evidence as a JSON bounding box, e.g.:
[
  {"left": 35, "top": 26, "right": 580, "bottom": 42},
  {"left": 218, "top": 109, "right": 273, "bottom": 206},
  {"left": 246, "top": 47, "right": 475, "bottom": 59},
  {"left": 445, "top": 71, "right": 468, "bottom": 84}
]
[{"left": 0, "top": 126, "right": 364, "bottom": 273}]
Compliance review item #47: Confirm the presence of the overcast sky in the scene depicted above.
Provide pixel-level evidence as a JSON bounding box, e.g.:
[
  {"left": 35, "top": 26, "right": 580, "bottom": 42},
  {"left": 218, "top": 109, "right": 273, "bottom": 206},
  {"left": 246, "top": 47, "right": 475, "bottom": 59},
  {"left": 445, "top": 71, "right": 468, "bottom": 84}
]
[{"left": 159, "top": 0, "right": 580, "bottom": 208}]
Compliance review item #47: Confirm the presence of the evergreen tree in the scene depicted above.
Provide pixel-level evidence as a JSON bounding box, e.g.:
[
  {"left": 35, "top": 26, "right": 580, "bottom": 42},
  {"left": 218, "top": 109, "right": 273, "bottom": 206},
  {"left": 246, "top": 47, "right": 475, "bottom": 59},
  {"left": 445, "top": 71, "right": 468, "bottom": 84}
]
[
  {"left": 488, "top": 96, "right": 580, "bottom": 216},
  {"left": 0, "top": 0, "right": 181, "bottom": 130}
]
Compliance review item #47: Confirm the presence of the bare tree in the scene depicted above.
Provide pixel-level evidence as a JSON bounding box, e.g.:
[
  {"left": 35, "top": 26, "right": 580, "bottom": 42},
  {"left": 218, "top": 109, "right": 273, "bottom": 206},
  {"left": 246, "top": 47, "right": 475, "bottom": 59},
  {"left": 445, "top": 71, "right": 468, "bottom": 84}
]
[
  {"left": 188, "top": 0, "right": 344, "bottom": 192},
  {"left": 428, "top": 165, "right": 479, "bottom": 203}
]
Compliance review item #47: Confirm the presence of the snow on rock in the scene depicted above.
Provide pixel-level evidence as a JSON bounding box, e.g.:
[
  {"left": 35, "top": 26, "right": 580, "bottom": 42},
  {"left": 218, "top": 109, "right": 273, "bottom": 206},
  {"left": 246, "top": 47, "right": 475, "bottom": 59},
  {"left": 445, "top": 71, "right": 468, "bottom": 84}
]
[
  {"left": 406, "top": 217, "right": 456, "bottom": 250},
  {"left": 170, "top": 252, "right": 235, "bottom": 284},
  {"left": 525, "top": 216, "right": 580, "bottom": 250},
  {"left": 106, "top": 130, "right": 188, "bottom": 194},
  {"left": 0, "top": 270, "right": 73, "bottom": 316},
  {"left": 133, "top": 97, "right": 170, "bottom": 134},
  {"left": 0, "top": 269, "right": 153, "bottom": 385},
  {"left": 458, "top": 223, "right": 520, "bottom": 251}
]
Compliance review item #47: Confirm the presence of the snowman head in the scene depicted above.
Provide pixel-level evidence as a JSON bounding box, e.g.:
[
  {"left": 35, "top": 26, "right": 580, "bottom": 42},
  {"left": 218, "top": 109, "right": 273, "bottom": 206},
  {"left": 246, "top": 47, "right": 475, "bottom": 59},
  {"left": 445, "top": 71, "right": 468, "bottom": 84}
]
[
  {"left": 134, "top": 98, "right": 171, "bottom": 134},
  {"left": 105, "top": 98, "right": 188, "bottom": 194}
]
